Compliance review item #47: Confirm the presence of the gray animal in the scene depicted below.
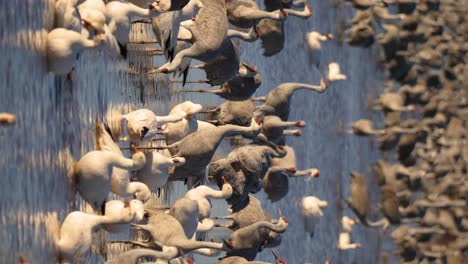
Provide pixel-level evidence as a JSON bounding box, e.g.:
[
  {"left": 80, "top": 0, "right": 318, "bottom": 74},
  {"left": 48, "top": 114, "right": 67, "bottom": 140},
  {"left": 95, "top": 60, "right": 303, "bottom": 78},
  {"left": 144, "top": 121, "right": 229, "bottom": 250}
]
[
  {"left": 210, "top": 144, "right": 286, "bottom": 205},
  {"left": 227, "top": 0, "right": 312, "bottom": 28},
  {"left": 223, "top": 214, "right": 288, "bottom": 260},
  {"left": 261, "top": 115, "right": 305, "bottom": 144},
  {"left": 169, "top": 197, "right": 200, "bottom": 239},
  {"left": 213, "top": 195, "right": 283, "bottom": 248},
  {"left": 113, "top": 209, "right": 227, "bottom": 254},
  {"left": 182, "top": 63, "right": 262, "bottom": 101},
  {"left": 105, "top": 248, "right": 178, "bottom": 264},
  {"left": 346, "top": 172, "right": 389, "bottom": 229},
  {"left": 146, "top": 0, "right": 229, "bottom": 74},
  {"left": 254, "top": 82, "right": 328, "bottom": 121},
  {"left": 207, "top": 100, "right": 257, "bottom": 126},
  {"left": 345, "top": 21, "right": 375, "bottom": 47},
  {"left": 154, "top": 118, "right": 262, "bottom": 185}
]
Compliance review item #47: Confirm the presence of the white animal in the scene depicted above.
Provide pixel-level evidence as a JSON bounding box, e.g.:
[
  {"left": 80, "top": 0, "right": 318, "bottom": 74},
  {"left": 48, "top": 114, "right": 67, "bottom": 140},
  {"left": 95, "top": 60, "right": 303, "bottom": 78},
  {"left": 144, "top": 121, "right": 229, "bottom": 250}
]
[
  {"left": 78, "top": 0, "right": 120, "bottom": 57},
  {"left": 95, "top": 122, "right": 151, "bottom": 203},
  {"left": 305, "top": 31, "right": 333, "bottom": 68},
  {"left": 55, "top": 0, "right": 82, "bottom": 32},
  {"left": 327, "top": 62, "right": 347, "bottom": 81},
  {"left": 105, "top": 1, "right": 161, "bottom": 56},
  {"left": 102, "top": 199, "right": 145, "bottom": 233},
  {"left": 301, "top": 196, "right": 328, "bottom": 237},
  {"left": 78, "top": 0, "right": 106, "bottom": 13},
  {"left": 121, "top": 109, "right": 161, "bottom": 143},
  {"left": 73, "top": 145, "right": 147, "bottom": 214},
  {"left": 121, "top": 104, "right": 200, "bottom": 143},
  {"left": 158, "top": 101, "right": 213, "bottom": 144},
  {"left": 78, "top": 2, "right": 120, "bottom": 57},
  {"left": 342, "top": 216, "right": 358, "bottom": 232},
  {"left": 46, "top": 28, "right": 104, "bottom": 75},
  {"left": 197, "top": 218, "right": 215, "bottom": 232},
  {"left": 337, "top": 216, "right": 361, "bottom": 250},
  {"left": 56, "top": 211, "right": 127, "bottom": 262},
  {"left": 167, "top": 101, "right": 204, "bottom": 119},
  {"left": 185, "top": 177, "right": 233, "bottom": 220},
  {"left": 136, "top": 150, "right": 186, "bottom": 193},
  {"left": 159, "top": 119, "right": 216, "bottom": 145},
  {"left": 79, "top": 8, "right": 106, "bottom": 36}
]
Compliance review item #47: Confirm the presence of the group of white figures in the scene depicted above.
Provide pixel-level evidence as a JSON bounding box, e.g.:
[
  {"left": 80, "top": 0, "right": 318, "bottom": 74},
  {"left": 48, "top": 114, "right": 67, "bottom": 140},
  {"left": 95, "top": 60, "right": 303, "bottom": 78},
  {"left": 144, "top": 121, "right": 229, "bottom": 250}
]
[{"left": 40, "top": 0, "right": 358, "bottom": 263}]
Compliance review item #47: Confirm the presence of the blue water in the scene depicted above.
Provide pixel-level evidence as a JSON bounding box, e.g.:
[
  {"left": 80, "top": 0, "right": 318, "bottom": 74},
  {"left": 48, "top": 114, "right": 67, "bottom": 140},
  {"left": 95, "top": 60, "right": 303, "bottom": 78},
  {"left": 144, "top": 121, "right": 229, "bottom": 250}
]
[{"left": 0, "top": 1, "right": 389, "bottom": 263}]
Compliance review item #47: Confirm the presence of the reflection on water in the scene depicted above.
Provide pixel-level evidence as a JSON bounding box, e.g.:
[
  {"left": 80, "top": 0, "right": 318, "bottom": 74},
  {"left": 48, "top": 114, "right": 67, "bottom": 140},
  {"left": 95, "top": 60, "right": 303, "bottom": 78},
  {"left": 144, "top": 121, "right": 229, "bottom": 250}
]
[{"left": 1, "top": 0, "right": 388, "bottom": 263}]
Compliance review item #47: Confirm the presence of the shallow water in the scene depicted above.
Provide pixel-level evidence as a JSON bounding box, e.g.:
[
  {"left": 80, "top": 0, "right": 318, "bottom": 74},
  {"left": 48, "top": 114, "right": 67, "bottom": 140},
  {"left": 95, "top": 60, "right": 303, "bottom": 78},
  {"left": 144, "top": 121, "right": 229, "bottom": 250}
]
[{"left": 1, "top": 1, "right": 390, "bottom": 263}]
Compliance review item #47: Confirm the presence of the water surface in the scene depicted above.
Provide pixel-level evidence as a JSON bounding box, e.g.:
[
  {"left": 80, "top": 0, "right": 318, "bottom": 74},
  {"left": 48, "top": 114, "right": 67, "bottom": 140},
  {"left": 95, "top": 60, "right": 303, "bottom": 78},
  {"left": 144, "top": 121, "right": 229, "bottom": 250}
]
[{"left": 0, "top": 1, "right": 387, "bottom": 263}]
